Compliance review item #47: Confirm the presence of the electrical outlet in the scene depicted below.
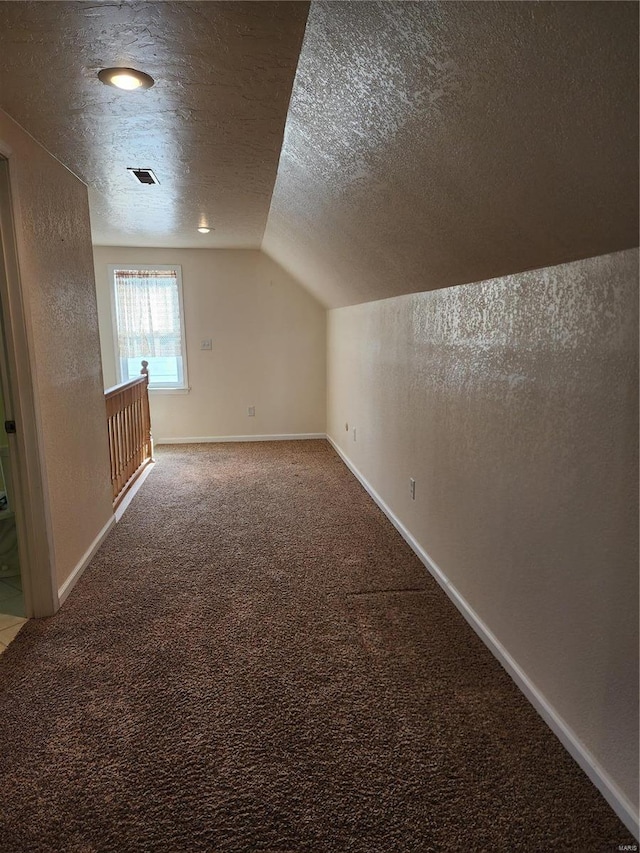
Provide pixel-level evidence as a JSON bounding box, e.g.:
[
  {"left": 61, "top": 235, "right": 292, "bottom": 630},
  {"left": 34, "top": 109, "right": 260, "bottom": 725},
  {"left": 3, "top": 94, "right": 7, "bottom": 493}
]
[
  {"left": 248, "top": 406, "right": 255, "bottom": 417},
  {"left": 200, "top": 338, "right": 212, "bottom": 351},
  {"left": 353, "top": 427, "right": 356, "bottom": 442},
  {"left": 410, "top": 478, "right": 416, "bottom": 500}
]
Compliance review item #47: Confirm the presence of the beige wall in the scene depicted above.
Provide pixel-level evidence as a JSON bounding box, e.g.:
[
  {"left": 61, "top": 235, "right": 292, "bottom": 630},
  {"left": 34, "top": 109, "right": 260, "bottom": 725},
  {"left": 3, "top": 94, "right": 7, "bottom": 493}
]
[
  {"left": 327, "top": 249, "right": 639, "bottom": 815},
  {"left": 0, "top": 108, "right": 113, "bottom": 591},
  {"left": 93, "top": 247, "right": 326, "bottom": 440}
]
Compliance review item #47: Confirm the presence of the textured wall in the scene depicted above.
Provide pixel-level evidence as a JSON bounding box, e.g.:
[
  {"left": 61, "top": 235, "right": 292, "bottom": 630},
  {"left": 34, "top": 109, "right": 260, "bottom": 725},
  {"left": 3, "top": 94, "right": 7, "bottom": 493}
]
[
  {"left": 327, "top": 249, "right": 639, "bottom": 811},
  {"left": 93, "top": 247, "right": 326, "bottom": 439},
  {"left": 264, "top": 1, "right": 638, "bottom": 307},
  {"left": 0, "top": 108, "right": 113, "bottom": 589}
]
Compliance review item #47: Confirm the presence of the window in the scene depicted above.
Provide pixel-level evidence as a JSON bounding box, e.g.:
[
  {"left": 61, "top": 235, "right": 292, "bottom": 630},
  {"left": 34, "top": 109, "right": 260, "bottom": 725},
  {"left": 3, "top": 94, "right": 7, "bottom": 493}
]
[{"left": 110, "top": 265, "right": 188, "bottom": 390}]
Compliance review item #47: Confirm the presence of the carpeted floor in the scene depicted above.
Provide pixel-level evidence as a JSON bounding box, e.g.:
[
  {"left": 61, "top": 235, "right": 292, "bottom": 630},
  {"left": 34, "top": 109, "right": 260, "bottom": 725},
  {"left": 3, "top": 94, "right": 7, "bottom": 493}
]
[{"left": 0, "top": 440, "right": 634, "bottom": 852}]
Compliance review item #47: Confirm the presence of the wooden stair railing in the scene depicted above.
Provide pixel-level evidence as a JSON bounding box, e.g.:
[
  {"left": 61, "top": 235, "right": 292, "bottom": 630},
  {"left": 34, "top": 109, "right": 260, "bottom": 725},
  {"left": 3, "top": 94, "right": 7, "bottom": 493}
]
[{"left": 105, "top": 362, "right": 153, "bottom": 508}]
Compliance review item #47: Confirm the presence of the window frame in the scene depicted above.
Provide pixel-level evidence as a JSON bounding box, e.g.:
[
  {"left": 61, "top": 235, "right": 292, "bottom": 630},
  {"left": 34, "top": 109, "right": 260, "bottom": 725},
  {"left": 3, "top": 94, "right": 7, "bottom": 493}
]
[{"left": 108, "top": 263, "right": 189, "bottom": 392}]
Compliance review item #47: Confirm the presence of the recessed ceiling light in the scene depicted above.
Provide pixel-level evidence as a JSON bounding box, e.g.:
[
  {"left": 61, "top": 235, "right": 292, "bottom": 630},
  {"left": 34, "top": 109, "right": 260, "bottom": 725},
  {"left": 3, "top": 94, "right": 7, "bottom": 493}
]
[
  {"left": 98, "top": 67, "right": 154, "bottom": 91},
  {"left": 197, "top": 227, "right": 211, "bottom": 234}
]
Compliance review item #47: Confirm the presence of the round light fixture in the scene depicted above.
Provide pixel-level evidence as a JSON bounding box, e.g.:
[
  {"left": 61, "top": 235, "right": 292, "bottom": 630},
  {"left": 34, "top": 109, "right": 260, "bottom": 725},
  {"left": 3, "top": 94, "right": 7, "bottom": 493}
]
[
  {"left": 98, "top": 67, "right": 155, "bottom": 91},
  {"left": 197, "top": 227, "right": 211, "bottom": 234}
]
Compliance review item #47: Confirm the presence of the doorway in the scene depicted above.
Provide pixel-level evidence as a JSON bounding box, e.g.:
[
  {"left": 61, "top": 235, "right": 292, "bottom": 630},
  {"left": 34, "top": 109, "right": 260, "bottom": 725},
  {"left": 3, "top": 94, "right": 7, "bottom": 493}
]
[
  {"left": 0, "top": 154, "right": 56, "bottom": 620},
  {"left": 0, "top": 375, "right": 23, "bottom": 618},
  {"left": 0, "top": 159, "right": 25, "bottom": 642}
]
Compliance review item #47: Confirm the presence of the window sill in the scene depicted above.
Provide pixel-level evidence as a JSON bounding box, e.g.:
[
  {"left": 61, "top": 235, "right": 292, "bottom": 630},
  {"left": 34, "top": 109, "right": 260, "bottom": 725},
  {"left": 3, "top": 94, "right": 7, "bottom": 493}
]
[{"left": 149, "top": 387, "right": 191, "bottom": 395}]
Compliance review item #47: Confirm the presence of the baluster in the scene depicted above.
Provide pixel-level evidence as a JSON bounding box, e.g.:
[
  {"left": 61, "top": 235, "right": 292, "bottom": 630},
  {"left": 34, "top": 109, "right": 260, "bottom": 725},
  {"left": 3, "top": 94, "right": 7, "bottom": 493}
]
[{"left": 105, "top": 366, "right": 154, "bottom": 508}]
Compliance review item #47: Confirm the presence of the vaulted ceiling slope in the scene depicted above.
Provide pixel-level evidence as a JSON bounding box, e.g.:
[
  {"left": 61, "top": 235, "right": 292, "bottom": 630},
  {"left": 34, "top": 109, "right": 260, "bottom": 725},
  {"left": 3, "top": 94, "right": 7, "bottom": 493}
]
[
  {"left": 263, "top": 1, "right": 639, "bottom": 308},
  {"left": 0, "top": 1, "right": 309, "bottom": 248}
]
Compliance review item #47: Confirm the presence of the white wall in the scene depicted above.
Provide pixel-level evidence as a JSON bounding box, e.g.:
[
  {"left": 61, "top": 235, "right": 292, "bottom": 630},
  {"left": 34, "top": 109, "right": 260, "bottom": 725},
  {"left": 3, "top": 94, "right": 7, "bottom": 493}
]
[
  {"left": 93, "top": 247, "right": 326, "bottom": 441},
  {"left": 327, "top": 249, "right": 639, "bottom": 826},
  {"left": 0, "top": 108, "right": 113, "bottom": 595}
]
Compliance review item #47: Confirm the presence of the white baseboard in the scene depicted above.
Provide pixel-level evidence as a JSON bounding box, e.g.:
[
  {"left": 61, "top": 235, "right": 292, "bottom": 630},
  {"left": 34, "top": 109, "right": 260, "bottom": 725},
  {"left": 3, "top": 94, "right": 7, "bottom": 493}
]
[
  {"left": 326, "top": 435, "right": 639, "bottom": 839},
  {"left": 154, "top": 433, "right": 326, "bottom": 445},
  {"left": 115, "top": 461, "right": 155, "bottom": 522},
  {"left": 57, "top": 515, "right": 116, "bottom": 608}
]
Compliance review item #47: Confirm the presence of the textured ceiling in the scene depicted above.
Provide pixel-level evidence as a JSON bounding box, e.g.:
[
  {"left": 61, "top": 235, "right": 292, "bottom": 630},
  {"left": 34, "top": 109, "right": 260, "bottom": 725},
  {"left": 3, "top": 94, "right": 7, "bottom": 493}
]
[
  {"left": 0, "top": 1, "right": 309, "bottom": 248},
  {"left": 0, "top": 1, "right": 637, "bottom": 303},
  {"left": 263, "top": 1, "right": 639, "bottom": 307}
]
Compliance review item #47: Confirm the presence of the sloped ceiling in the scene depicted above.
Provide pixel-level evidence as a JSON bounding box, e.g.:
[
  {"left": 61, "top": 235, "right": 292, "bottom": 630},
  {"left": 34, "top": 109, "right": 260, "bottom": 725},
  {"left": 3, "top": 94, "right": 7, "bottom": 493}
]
[
  {"left": 0, "top": 2, "right": 636, "bottom": 305},
  {"left": 0, "top": 1, "right": 309, "bottom": 248},
  {"left": 263, "top": 1, "right": 639, "bottom": 308}
]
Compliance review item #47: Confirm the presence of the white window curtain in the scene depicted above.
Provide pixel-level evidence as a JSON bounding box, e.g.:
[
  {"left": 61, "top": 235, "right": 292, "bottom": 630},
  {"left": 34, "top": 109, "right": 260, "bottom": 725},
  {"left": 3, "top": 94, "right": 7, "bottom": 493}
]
[{"left": 114, "top": 269, "right": 181, "bottom": 358}]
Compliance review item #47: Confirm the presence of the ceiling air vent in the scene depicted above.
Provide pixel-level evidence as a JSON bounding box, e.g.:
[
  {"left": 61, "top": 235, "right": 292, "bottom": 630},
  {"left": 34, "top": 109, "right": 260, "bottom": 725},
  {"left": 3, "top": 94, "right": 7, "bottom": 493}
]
[{"left": 127, "top": 167, "right": 159, "bottom": 185}]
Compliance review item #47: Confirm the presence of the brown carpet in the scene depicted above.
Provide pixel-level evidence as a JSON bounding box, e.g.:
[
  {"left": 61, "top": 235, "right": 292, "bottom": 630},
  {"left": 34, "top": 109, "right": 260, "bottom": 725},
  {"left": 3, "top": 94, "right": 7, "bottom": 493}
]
[{"left": 0, "top": 440, "right": 634, "bottom": 852}]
